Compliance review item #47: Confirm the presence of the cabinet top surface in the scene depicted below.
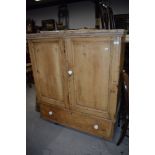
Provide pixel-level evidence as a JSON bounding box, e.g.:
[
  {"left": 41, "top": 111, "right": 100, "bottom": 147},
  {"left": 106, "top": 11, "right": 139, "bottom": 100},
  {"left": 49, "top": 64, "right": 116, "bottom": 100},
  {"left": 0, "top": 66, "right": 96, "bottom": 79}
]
[{"left": 27, "top": 29, "right": 126, "bottom": 39}]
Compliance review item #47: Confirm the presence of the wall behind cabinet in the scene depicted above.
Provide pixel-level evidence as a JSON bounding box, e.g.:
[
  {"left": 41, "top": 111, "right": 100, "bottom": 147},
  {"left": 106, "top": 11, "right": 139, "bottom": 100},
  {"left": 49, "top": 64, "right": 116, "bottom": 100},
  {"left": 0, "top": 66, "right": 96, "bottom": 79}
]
[
  {"left": 26, "top": 1, "right": 95, "bottom": 29},
  {"left": 26, "top": 1, "right": 129, "bottom": 29}
]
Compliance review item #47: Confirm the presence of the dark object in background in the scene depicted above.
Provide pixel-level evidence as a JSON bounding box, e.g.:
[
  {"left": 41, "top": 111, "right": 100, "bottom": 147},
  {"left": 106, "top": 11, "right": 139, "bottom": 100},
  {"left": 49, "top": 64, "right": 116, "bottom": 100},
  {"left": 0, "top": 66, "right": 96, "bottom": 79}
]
[
  {"left": 95, "top": 0, "right": 115, "bottom": 29},
  {"left": 35, "top": 26, "right": 42, "bottom": 33},
  {"left": 26, "top": 41, "right": 31, "bottom": 64},
  {"left": 58, "top": 4, "right": 69, "bottom": 30},
  {"left": 124, "top": 43, "right": 129, "bottom": 74},
  {"left": 26, "top": 19, "right": 36, "bottom": 33},
  {"left": 117, "top": 70, "right": 129, "bottom": 145},
  {"left": 114, "top": 14, "right": 129, "bottom": 33},
  {"left": 26, "top": 64, "right": 34, "bottom": 88},
  {"left": 95, "top": 1, "right": 101, "bottom": 29},
  {"left": 41, "top": 19, "right": 56, "bottom": 31},
  {"left": 56, "top": 22, "right": 64, "bottom": 30},
  {"left": 114, "top": 14, "right": 129, "bottom": 74},
  {"left": 26, "top": 41, "right": 34, "bottom": 87}
]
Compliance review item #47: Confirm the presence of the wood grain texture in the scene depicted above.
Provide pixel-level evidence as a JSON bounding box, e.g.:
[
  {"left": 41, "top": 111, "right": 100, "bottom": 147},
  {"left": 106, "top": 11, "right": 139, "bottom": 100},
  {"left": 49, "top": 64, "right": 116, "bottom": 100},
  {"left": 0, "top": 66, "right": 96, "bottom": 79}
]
[
  {"left": 27, "top": 30, "right": 125, "bottom": 139},
  {"left": 28, "top": 41, "right": 42, "bottom": 108},
  {"left": 27, "top": 29, "right": 125, "bottom": 40},
  {"left": 35, "top": 41, "right": 64, "bottom": 101},
  {"left": 108, "top": 36, "right": 123, "bottom": 121},
  {"left": 66, "top": 37, "right": 113, "bottom": 119},
  {"left": 28, "top": 39, "right": 69, "bottom": 109},
  {"left": 40, "top": 103, "right": 114, "bottom": 140}
]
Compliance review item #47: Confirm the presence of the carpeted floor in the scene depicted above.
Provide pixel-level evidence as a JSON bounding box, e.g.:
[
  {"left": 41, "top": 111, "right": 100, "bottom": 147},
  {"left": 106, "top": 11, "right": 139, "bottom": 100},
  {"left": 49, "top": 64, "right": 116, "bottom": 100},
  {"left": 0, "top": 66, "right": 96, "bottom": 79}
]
[{"left": 26, "top": 85, "right": 129, "bottom": 155}]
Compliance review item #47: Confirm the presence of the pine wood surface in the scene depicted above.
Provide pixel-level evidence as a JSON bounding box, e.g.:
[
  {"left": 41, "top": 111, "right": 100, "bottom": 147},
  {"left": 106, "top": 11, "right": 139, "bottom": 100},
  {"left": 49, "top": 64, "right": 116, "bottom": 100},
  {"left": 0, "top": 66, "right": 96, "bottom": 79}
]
[{"left": 27, "top": 29, "right": 125, "bottom": 140}]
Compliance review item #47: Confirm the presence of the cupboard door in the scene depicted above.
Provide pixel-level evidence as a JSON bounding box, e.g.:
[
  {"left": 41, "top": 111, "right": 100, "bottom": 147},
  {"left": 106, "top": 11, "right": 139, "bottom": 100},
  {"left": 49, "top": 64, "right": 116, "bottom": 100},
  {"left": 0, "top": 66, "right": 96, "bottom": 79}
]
[
  {"left": 66, "top": 37, "right": 115, "bottom": 119},
  {"left": 29, "top": 39, "right": 68, "bottom": 108}
]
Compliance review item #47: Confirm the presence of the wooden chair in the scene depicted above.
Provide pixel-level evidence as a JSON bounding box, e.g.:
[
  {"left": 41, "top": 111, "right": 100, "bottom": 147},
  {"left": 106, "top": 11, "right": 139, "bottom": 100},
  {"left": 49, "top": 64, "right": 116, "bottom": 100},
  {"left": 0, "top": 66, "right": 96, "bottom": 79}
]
[{"left": 117, "top": 70, "right": 129, "bottom": 145}]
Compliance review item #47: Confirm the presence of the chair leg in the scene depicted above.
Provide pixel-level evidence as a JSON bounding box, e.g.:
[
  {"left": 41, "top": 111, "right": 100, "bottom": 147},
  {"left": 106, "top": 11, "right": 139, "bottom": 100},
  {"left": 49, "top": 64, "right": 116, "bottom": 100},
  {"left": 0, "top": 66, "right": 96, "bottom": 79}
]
[
  {"left": 117, "top": 120, "right": 129, "bottom": 145},
  {"left": 118, "top": 111, "right": 121, "bottom": 127}
]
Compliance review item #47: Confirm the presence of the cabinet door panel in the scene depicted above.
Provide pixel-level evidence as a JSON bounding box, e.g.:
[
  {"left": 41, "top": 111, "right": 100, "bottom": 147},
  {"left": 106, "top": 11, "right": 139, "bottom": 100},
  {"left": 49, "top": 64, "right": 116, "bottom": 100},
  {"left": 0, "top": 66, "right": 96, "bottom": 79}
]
[
  {"left": 30, "top": 39, "right": 68, "bottom": 108},
  {"left": 67, "top": 37, "right": 112, "bottom": 118}
]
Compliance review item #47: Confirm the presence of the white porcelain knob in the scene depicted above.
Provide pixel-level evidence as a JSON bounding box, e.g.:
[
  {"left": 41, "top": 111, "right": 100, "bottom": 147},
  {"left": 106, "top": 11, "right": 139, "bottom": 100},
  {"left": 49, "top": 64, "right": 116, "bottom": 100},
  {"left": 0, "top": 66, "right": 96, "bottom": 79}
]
[
  {"left": 94, "top": 124, "right": 99, "bottom": 130},
  {"left": 113, "top": 41, "right": 119, "bottom": 45},
  {"left": 68, "top": 70, "right": 73, "bottom": 75},
  {"left": 48, "top": 111, "right": 53, "bottom": 116}
]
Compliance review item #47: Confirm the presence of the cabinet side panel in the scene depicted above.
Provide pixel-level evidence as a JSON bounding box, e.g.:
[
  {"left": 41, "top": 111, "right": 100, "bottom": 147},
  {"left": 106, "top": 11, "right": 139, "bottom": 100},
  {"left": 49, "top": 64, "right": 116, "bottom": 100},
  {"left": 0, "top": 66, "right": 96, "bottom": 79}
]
[
  {"left": 109, "top": 36, "right": 123, "bottom": 121},
  {"left": 28, "top": 40, "right": 42, "bottom": 102}
]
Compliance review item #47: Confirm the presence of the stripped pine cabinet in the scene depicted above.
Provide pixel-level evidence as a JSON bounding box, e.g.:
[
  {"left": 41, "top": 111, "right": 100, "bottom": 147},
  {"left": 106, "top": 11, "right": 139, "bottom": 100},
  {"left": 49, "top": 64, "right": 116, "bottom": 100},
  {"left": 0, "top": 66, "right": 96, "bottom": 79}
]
[{"left": 27, "top": 29, "right": 125, "bottom": 140}]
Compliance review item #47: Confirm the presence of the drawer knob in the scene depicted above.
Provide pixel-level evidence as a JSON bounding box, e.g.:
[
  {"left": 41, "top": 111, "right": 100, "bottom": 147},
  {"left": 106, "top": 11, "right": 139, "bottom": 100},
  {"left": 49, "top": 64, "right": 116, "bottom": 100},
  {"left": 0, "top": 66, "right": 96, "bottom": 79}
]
[
  {"left": 68, "top": 70, "right": 73, "bottom": 76},
  {"left": 48, "top": 111, "right": 53, "bottom": 116},
  {"left": 93, "top": 124, "right": 99, "bottom": 130}
]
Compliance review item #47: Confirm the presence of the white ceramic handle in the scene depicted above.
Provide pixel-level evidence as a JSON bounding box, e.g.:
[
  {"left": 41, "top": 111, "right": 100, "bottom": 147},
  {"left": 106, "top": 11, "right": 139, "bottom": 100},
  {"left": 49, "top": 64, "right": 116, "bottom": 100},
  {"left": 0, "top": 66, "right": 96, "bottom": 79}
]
[
  {"left": 93, "top": 124, "right": 99, "bottom": 130},
  {"left": 68, "top": 70, "right": 73, "bottom": 76},
  {"left": 48, "top": 111, "right": 53, "bottom": 116}
]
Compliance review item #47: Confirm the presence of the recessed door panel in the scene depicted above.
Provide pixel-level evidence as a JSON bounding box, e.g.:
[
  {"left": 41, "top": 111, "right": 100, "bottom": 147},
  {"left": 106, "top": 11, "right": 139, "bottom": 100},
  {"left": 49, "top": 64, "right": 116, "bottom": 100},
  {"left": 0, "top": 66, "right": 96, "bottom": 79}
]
[
  {"left": 32, "top": 39, "right": 67, "bottom": 108},
  {"left": 67, "top": 37, "right": 112, "bottom": 118}
]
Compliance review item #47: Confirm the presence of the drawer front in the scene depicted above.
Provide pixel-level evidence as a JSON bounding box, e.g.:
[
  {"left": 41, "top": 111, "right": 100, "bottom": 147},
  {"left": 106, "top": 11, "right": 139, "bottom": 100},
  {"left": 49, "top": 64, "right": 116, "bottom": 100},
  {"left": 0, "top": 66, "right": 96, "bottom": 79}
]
[{"left": 40, "top": 103, "right": 114, "bottom": 139}]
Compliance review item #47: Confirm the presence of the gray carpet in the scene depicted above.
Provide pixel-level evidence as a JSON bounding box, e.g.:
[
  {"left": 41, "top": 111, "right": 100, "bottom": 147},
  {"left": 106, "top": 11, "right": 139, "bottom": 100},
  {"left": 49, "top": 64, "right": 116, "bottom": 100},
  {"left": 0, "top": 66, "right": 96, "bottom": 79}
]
[{"left": 26, "top": 85, "right": 129, "bottom": 155}]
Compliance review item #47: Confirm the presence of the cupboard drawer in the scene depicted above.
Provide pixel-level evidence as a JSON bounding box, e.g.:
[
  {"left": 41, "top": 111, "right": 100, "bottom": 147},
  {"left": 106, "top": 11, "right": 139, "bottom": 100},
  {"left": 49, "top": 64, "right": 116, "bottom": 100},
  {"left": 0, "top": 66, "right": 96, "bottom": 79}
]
[{"left": 40, "top": 103, "right": 114, "bottom": 139}]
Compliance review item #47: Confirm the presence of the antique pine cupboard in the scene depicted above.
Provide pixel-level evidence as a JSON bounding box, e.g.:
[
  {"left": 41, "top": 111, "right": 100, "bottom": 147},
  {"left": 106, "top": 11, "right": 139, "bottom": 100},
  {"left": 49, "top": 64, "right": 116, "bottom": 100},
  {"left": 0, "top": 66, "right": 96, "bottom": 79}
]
[{"left": 27, "top": 29, "right": 125, "bottom": 140}]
